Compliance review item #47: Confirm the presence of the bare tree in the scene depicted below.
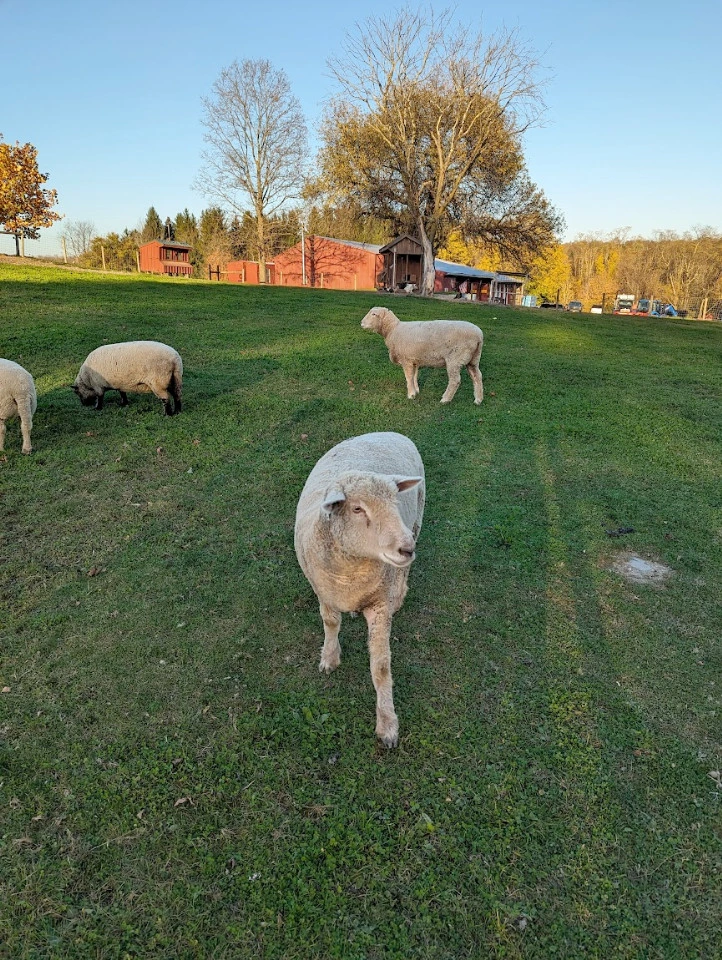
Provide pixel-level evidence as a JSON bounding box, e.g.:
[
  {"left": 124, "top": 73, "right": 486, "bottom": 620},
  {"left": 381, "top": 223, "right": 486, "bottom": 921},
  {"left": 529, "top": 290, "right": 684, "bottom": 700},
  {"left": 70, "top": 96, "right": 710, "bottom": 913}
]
[
  {"left": 196, "top": 59, "right": 308, "bottom": 282},
  {"left": 319, "top": 6, "right": 562, "bottom": 295},
  {"left": 61, "top": 220, "right": 96, "bottom": 258}
]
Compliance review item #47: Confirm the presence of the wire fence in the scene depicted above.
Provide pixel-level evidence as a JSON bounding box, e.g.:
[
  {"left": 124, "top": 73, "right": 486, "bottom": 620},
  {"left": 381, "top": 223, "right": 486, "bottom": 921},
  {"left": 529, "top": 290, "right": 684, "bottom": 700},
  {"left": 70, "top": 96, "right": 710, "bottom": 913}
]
[
  {"left": 0, "top": 232, "right": 138, "bottom": 273},
  {"left": 0, "top": 233, "right": 65, "bottom": 260}
]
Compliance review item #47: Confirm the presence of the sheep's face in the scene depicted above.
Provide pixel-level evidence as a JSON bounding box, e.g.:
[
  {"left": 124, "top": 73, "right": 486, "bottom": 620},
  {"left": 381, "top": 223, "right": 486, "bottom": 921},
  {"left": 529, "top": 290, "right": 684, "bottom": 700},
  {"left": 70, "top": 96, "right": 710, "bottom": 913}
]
[
  {"left": 322, "top": 473, "right": 421, "bottom": 568},
  {"left": 361, "top": 307, "right": 391, "bottom": 334},
  {"left": 72, "top": 381, "right": 96, "bottom": 406}
]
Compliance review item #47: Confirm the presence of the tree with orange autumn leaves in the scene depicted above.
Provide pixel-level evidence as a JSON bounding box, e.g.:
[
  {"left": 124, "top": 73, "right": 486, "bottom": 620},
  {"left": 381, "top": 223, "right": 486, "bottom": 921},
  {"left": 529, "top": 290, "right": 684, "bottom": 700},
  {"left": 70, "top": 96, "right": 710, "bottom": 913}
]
[{"left": 0, "top": 136, "right": 61, "bottom": 255}]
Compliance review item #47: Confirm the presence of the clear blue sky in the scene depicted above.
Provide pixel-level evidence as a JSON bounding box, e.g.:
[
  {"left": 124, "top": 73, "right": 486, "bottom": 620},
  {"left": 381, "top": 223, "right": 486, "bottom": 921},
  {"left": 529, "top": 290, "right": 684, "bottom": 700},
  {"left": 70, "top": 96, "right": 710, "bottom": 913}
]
[{"left": 3, "top": 0, "right": 721, "bottom": 253}]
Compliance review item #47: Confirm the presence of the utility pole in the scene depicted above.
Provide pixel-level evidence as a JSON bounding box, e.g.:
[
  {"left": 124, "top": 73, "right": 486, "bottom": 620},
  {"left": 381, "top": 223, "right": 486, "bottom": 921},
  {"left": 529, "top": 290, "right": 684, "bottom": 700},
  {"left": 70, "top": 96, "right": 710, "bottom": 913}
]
[{"left": 301, "top": 219, "right": 307, "bottom": 286}]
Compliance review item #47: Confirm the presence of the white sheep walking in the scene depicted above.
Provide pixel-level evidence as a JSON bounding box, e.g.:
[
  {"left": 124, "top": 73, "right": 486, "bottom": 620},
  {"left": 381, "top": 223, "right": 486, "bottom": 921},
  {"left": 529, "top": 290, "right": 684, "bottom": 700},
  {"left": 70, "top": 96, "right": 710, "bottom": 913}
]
[
  {"left": 361, "top": 306, "right": 484, "bottom": 404},
  {"left": 73, "top": 341, "right": 183, "bottom": 415},
  {"left": 0, "top": 359, "right": 37, "bottom": 454},
  {"left": 295, "top": 432, "right": 425, "bottom": 748}
]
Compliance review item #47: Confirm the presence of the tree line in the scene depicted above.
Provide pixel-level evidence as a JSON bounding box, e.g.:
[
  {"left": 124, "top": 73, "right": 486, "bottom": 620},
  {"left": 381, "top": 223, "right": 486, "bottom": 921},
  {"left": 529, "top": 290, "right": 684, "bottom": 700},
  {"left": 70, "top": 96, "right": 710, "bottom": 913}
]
[{"left": 525, "top": 229, "right": 722, "bottom": 311}]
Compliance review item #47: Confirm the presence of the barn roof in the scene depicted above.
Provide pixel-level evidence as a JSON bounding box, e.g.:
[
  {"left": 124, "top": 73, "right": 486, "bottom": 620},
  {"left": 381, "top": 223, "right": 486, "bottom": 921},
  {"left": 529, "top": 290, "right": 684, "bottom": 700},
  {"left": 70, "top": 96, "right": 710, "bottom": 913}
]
[
  {"left": 139, "top": 240, "right": 192, "bottom": 251},
  {"left": 317, "top": 236, "right": 383, "bottom": 254},
  {"left": 434, "top": 258, "right": 496, "bottom": 280}
]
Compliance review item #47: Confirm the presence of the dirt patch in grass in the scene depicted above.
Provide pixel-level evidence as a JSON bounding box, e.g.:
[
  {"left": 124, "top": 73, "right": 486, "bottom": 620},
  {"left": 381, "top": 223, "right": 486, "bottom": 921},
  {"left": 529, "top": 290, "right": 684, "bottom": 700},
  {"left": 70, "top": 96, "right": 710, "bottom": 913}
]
[{"left": 609, "top": 551, "right": 674, "bottom": 586}]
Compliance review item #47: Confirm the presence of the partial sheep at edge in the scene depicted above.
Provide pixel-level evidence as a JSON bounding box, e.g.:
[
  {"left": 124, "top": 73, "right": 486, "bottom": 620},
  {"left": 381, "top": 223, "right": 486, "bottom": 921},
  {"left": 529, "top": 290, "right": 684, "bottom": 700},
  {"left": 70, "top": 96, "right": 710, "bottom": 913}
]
[{"left": 0, "top": 358, "right": 37, "bottom": 454}]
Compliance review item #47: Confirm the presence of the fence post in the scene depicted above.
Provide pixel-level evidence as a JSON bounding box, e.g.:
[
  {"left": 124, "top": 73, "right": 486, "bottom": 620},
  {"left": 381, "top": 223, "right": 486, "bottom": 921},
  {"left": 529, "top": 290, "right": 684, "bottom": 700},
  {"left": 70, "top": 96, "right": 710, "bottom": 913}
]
[
  {"left": 242, "top": 266, "right": 245, "bottom": 283},
  {"left": 61, "top": 237, "right": 68, "bottom": 263},
  {"left": 101, "top": 245, "right": 106, "bottom": 271},
  {"left": 136, "top": 250, "right": 141, "bottom": 273},
  {"left": 20, "top": 234, "right": 25, "bottom": 257},
  {"left": 321, "top": 273, "right": 324, "bottom": 288},
  {"left": 699, "top": 297, "right": 708, "bottom": 320}
]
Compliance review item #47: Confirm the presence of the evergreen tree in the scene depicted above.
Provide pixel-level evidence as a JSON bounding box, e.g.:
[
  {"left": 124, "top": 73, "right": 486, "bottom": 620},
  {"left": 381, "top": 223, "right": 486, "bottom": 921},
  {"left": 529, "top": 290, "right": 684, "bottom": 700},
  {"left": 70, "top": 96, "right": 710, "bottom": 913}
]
[{"left": 140, "top": 206, "right": 163, "bottom": 243}]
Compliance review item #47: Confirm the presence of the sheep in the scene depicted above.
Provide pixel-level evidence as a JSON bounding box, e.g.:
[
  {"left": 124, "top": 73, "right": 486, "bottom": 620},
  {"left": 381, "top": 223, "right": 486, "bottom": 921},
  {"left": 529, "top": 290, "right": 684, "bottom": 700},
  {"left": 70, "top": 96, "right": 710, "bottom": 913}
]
[
  {"left": 295, "top": 431, "right": 425, "bottom": 748},
  {"left": 0, "top": 359, "right": 37, "bottom": 454},
  {"left": 73, "top": 341, "right": 183, "bottom": 415},
  {"left": 361, "top": 306, "right": 484, "bottom": 404}
]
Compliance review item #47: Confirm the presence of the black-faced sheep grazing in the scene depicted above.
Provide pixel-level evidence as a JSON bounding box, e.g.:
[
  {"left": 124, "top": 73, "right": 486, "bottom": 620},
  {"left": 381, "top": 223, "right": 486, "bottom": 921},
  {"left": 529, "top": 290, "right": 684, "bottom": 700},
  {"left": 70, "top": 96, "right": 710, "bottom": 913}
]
[
  {"left": 73, "top": 341, "right": 183, "bottom": 415},
  {"left": 0, "top": 359, "right": 37, "bottom": 454},
  {"left": 361, "top": 306, "right": 484, "bottom": 404},
  {"left": 295, "top": 432, "right": 425, "bottom": 747}
]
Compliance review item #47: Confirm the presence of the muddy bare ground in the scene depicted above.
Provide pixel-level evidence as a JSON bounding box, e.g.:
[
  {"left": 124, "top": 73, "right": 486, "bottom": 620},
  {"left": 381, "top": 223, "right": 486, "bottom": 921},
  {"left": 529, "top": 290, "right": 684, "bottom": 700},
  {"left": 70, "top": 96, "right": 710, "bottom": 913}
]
[{"left": 609, "top": 551, "right": 673, "bottom": 586}]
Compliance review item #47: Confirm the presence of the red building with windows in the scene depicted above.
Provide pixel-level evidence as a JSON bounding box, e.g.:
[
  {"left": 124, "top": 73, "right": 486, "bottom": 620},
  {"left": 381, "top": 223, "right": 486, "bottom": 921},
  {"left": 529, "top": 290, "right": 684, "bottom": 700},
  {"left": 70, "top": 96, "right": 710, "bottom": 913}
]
[{"left": 139, "top": 241, "right": 193, "bottom": 277}]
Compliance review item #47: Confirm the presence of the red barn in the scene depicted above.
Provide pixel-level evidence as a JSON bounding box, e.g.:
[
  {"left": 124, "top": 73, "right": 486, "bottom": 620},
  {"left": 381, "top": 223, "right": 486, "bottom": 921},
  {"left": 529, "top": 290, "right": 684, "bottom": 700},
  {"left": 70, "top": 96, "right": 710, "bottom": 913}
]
[
  {"left": 139, "top": 241, "right": 193, "bottom": 277},
  {"left": 274, "top": 236, "right": 383, "bottom": 290}
]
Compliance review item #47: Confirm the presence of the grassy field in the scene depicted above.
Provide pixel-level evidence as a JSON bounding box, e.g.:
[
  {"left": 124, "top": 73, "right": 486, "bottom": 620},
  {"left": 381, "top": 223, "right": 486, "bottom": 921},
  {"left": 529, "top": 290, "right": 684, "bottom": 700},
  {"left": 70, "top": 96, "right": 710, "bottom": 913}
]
[{"left": 1, "top": 263, "right": 721, "bottom": 959}]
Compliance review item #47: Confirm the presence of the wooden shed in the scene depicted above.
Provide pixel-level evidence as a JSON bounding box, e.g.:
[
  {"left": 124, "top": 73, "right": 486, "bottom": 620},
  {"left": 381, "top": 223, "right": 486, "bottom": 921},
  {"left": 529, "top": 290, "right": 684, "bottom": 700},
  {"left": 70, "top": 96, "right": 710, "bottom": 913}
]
[
  {"left": 139, "top": 240, "right": 193, "bottom": 277},
  {"left": 378, "top": 235, "right": 423, "bottom": 290},
  {"left": 380, "top": 235, "right": 525, "bottom": 302},
  {"left": 274, "top": 236, "right": 383, "bottom": 290}
]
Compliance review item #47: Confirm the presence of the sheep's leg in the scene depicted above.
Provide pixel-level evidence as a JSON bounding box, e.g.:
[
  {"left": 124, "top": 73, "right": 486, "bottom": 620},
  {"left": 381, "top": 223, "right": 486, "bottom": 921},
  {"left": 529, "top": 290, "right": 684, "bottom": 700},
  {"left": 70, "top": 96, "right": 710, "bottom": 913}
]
[
  {"left": 170, "top": 374, "right": 182, "bottom": 414},
  {"left": 0, "top": 418, "right": 6, "bottom": 451},
  {"left": 155, "top": 388, "right": 174, "bottom": 416},
  {"left": 319, "top": 602, "right": 342, "bottom": 673},
  {"left": 402, "top": 362, "right": 417, "bottom": 399},
  {"left": 364, "top": 605, "right": 398, "bottom": 747},
  {"left": 440, "top": 361, "right": 462, "bottom": 404},
  {"left": 18, "top": 401, "right": 33, "bottom": 454},
  {"left": 412, "top": 366, "right": 420, "bottom": 396},
  {"left": 466, "top": 362, "right": 484, "bottom": 404},
  {"left": 94, "top": 392, "right": 104, "bottom": 411},
  {"left": 119, "top": 391, "right": 129, "bottom": 406}
]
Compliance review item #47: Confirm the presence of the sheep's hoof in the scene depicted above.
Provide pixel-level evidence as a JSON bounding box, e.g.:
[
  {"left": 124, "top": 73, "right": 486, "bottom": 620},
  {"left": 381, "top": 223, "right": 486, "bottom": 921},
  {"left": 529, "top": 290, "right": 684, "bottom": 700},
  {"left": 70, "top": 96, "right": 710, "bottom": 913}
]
[
  {"left": 474, "top": 399, "right": 483, "bottom": 405},
  {"left": 440, "top": 398, "right": 452, "bottom": 404},
  {"left": 319, "top": 655, "right": 340, "bottom": 674},
  {"left": 22, "top": 448, "right": 33, "bottom": 455},
  {"left": 377, "top": 728, "right": 399, "bottom": 749}
]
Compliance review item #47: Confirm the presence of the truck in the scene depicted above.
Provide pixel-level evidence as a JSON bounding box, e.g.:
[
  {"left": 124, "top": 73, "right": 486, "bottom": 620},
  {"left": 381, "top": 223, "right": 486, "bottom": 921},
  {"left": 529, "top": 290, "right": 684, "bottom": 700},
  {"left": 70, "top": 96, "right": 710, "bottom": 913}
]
[{"left": 613, "top": 293, "right": 635, "bottom": 314}]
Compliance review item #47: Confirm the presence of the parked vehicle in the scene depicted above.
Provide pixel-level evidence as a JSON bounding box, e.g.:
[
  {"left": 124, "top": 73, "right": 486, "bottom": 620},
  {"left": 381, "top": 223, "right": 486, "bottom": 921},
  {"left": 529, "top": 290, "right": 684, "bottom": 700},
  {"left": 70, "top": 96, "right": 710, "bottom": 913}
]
[
  {"left": 633, "top": 298, "right": 662, "bottom": 317},
  {"left": 590, "top": 304, "right": 603, "bottom": 314},
  {"left": 567, "top": 300, "right": 582, "bottom": 312},
  {"left": 613, "top": 293, "right": 635, "bottom": 314},
  {"left": 540, "top": 301, "right": 565, "bottom": 309}
]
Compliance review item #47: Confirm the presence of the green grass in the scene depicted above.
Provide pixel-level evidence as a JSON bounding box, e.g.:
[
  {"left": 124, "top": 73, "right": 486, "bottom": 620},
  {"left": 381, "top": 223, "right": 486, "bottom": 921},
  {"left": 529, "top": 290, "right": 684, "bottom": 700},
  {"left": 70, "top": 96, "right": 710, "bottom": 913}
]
[{"left": 1, "top": 264, "right": 721, "bottom": 959}]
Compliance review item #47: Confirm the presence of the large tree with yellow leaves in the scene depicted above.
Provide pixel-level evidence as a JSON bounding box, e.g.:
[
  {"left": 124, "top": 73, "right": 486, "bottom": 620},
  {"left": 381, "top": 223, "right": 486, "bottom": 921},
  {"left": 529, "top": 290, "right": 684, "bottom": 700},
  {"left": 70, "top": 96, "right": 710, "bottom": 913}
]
[
  {"left": 317, "top": 7, "right": 563, "bottom": 296},
  {"left": 0, "top": 137, "right": 61, "bottom": 255}
]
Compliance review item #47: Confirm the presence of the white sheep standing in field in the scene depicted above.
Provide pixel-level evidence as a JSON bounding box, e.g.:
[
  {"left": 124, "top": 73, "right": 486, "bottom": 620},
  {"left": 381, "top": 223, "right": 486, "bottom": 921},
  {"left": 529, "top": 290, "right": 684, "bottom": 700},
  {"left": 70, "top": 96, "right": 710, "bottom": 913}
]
[
  {"left": 0, "top": 359, "right": 37, "bottom": 454},
  {"left": 361, "top": 306, "right": 484, "bottom": 404},
  {"left": 73, "top": 341, "right": 183, "bottom": 415},
  {"left": 295, "top": 431, "right": 425, "bottom": 748}
]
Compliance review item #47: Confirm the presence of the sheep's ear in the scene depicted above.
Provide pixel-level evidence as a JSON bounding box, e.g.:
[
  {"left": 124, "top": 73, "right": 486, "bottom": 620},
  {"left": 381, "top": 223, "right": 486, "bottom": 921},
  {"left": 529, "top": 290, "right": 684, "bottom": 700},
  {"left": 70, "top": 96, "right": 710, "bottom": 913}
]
[
  {"left": 394, "top": 476, "right": 423, "bottom": 493},
  {"left": 321, "top": 490, "right": 346, "bottom": 516}
]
